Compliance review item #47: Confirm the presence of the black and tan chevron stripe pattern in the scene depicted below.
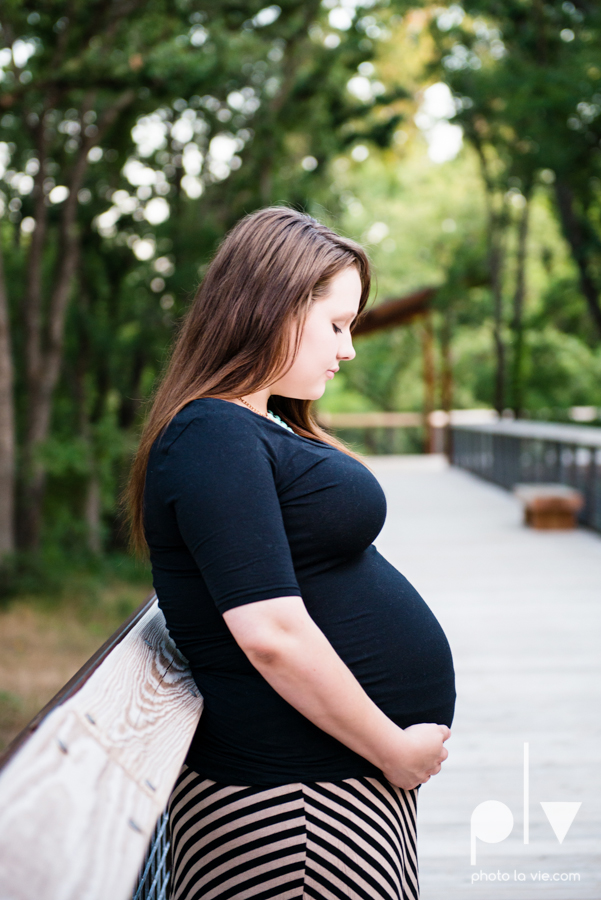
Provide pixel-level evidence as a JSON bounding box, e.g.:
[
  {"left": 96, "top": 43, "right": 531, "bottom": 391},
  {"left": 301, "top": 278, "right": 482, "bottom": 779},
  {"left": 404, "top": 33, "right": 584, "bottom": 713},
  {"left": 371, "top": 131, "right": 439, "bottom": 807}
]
[{"left": 167, "top": 765, "right": 420, "bottom": 900}]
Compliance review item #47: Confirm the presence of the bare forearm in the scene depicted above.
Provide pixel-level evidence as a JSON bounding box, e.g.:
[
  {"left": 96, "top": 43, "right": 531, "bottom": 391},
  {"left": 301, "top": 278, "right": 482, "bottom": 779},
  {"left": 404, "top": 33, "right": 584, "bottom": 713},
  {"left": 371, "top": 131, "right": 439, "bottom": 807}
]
[
  {"left": 224, "top": 596, "right": 450, "bottom": 789},
  {"left": 247, "top": 615, "right": 403, "bottom": 772}
]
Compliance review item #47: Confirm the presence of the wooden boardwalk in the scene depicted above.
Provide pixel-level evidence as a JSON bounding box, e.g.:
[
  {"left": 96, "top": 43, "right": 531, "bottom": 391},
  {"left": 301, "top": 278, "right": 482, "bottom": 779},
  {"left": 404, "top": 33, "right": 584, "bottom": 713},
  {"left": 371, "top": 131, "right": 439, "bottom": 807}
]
[{"left": 369, "top": 456, "right": 601, "bottom": 900}]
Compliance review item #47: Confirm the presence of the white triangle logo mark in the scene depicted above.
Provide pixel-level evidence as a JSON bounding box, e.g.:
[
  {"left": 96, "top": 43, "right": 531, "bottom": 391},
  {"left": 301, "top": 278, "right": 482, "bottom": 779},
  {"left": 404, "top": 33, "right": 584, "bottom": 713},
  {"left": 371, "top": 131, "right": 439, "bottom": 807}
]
[{"left": 540, "top": 802, "right": 582, "bottom": 843}]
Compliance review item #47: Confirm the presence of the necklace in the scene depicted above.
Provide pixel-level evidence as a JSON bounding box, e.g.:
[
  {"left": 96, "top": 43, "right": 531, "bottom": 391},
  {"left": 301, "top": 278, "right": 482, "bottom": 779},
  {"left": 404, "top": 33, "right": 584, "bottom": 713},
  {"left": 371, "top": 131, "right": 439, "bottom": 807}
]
[
  {"left": 238, "top": 397, "right": 295, "bottom": 434},
  {"left": 238, "top": 397, "right": 266, "bottom": 417}
]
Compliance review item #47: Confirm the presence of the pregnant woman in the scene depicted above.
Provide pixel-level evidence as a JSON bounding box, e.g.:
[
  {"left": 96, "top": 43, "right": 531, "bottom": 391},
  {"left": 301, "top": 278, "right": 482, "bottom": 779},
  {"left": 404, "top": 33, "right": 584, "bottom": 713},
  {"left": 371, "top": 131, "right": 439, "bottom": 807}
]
[{"left": 128, "top": 207, "right": 455, "bottom": 900}]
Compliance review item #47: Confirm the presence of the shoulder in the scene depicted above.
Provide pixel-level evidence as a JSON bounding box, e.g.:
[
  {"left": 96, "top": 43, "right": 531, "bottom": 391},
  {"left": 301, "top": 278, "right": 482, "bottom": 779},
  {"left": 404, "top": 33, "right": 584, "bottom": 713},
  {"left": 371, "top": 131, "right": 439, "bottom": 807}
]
[{"left": 154, "top": 398, "right": 271, "bottom": 458}]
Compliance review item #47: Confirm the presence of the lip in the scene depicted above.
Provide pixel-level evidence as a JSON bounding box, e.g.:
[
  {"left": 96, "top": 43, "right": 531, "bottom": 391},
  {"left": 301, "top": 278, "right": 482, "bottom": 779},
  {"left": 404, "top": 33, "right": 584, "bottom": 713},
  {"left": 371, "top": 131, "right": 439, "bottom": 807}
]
[{"left": 326, "top": 368, "right": 339, "bottom": 379}]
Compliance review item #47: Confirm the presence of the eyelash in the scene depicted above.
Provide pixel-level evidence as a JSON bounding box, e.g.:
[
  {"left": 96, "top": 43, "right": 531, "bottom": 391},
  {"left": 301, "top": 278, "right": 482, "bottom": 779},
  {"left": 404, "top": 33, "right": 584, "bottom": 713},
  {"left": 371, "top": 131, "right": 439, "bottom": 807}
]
[{"left": 333, "top": 324, "right": 342, "bottom": 334}]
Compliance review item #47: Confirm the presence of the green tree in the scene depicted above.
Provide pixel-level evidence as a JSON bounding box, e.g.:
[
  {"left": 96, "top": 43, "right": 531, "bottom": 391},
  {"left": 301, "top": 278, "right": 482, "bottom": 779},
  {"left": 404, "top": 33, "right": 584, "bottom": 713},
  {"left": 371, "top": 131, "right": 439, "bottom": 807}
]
[
  {"left": 429, "top": 0, "right": 601, "bottom": 412},
  {"left": 0, "top": 0, "right": 415, "bottom": 561}
]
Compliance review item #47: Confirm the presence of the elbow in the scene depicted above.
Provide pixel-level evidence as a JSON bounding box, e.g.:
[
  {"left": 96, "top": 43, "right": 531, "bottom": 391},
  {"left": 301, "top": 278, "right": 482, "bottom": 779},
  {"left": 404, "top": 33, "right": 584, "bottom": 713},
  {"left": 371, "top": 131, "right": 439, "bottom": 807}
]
[
  {"left": 244, "top": 641, "right": 282, "bottom": 668},
  {"left": 238, "top": 625, "right": 293, "bottom": 667},
  {"left": 223, "top": 597, "right": 309, "bottom": 668}
]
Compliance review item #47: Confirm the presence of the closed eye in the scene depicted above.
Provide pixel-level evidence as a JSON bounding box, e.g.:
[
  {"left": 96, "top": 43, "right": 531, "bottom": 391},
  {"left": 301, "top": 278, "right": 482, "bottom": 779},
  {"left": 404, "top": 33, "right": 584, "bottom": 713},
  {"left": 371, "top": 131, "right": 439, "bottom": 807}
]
[{"left": 332, "top": 324, "right": 342, "bottom": 334}]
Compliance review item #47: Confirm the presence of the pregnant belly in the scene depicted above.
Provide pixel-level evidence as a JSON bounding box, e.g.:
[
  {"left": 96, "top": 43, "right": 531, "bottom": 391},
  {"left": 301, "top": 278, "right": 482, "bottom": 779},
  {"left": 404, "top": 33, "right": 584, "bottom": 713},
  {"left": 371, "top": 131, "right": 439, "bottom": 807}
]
[{"left": 298, "top": 545, "right": 456, "bottom": 728}]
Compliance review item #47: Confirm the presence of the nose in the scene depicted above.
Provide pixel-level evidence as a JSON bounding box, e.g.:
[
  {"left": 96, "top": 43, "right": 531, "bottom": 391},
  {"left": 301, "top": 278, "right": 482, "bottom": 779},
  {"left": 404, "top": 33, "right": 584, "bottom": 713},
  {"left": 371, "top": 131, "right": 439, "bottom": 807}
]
[{"left": 338, "top": 331, "right": 356, "bottom": 361}]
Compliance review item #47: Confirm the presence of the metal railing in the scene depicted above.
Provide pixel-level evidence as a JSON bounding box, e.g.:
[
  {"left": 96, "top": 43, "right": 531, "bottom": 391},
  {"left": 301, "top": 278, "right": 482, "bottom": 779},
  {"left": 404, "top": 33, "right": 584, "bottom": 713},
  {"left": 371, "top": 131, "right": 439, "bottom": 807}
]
[
  {"left": 132, "top": 811, "right": 170, "bottom": 900},
  {"left": 451, "top": 420, "right": 601, "bottom": 532}
]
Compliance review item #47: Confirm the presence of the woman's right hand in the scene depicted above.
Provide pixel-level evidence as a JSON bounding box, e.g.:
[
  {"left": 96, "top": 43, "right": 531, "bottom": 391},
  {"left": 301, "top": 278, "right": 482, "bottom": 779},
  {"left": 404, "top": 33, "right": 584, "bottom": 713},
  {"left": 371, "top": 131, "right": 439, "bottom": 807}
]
[{"left": 382, "top": 723, "right": 451, "bottom": 790}]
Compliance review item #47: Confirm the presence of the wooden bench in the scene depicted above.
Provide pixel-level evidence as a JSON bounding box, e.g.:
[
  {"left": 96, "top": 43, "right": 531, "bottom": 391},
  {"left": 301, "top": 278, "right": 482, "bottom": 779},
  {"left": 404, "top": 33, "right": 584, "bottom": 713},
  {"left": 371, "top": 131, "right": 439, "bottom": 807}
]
[
  {"left": 513, "top": 483, "right": 584, "bottom": 530},
  {"left": 0, "top": 594, "right": 204, "bottom": 900}
]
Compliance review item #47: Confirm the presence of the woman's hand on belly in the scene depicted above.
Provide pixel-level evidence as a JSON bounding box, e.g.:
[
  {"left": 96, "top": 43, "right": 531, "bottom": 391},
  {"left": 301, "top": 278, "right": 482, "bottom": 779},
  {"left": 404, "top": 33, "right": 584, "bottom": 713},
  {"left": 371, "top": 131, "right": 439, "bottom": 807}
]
[
  {"left": 223, "top": 595, "right": 451, "bottom": 790},
  {"left": 380, "top": 722, "right": 451, "bottom": 790}
]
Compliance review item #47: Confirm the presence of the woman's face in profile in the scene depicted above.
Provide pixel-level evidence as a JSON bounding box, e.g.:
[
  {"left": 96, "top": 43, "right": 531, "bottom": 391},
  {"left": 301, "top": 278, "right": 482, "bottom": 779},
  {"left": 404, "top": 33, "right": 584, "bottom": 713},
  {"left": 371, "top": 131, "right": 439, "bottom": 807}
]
[{"left": 270, "top": 265, "right": 362, "bottom": 401}]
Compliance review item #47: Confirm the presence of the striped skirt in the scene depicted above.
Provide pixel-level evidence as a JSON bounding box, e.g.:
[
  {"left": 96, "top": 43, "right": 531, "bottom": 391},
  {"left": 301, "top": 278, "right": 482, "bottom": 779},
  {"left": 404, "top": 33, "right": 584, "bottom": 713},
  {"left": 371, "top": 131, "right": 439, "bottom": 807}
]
[{"left": 167, "top": 765, "right": 420, "bottom": 900}]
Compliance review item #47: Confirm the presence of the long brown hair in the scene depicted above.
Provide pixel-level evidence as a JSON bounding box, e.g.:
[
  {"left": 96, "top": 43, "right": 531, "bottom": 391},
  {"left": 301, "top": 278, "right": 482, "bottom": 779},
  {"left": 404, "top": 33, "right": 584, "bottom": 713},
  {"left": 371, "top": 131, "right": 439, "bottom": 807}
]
[{"left": 127, "top": 206, "right": 371, "bottom": 554}]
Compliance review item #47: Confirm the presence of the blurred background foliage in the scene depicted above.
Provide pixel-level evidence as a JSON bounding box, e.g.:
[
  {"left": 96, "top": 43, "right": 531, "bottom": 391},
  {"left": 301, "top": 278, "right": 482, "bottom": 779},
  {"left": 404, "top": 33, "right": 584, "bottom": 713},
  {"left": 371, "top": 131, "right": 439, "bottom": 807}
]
[{"left": 1, "top": 0, "right": 601, "bottom": 591}]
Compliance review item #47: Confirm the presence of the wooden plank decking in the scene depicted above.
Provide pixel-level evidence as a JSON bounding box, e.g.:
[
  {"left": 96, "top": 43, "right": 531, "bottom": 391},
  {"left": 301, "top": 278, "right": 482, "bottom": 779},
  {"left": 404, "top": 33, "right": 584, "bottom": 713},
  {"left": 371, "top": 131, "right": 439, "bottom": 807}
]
[{"left": 369, "top": 456, "right": 601, "bottom": 900}]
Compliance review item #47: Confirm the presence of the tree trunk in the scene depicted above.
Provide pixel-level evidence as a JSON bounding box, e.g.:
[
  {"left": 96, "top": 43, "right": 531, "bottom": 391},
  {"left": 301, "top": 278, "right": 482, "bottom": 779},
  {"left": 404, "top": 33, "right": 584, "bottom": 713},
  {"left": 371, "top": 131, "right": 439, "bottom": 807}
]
[
  {"left": 18, "top": 90, "right": 135, "bottom": 550},
  {"left": 73, "top": 293, "right": 103, "bottom": 556},
  {"left": 17, "top": 120, "right": 50, "bottom": 549},
  {"left": 511, "top": 196, "right": 530, "bottom": 418},
  {"left": 23, "top": 121, "right": 49, "bottom": 420},
  {"left": 19, "top": 231, "right": 83, "bottom": 550},
  {"left": 0, "top": 241, "right": 15, "bottom": 559},
  {"left": 554, "top": 181, "right": 601, "bottom": 339},
  {"left": 85, "top": 472, "right": 102, "bottom": 555},
  {"left": 475, "top": 144, "right": 509, "bottom": 415},
  {"left": 422, "top": 313, "right": 436, "bottom": 453},
  {"left": 490, "top": 213, "right": 507, "bottom": 416}
]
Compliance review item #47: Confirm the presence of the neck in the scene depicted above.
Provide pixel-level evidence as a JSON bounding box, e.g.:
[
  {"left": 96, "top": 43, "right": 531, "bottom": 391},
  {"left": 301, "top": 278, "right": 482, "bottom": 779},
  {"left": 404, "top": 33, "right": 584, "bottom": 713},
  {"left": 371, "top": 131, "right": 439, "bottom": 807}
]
[{"left": 237, "top": 389, "right": 271, "bottom": 416}]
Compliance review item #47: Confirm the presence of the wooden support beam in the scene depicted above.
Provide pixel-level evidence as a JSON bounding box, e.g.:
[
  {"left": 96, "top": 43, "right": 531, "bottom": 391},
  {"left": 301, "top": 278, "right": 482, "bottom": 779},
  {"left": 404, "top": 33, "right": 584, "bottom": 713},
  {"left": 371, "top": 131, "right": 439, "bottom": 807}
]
[
  {"left": 422, "top": 313, "right": 436, "bottom": 454},
  {"left": 353, "top": 287, "right": 436, "bottom": 337},
  {"left": 440, "top": 309, "right": 454, "bottom": 457}
]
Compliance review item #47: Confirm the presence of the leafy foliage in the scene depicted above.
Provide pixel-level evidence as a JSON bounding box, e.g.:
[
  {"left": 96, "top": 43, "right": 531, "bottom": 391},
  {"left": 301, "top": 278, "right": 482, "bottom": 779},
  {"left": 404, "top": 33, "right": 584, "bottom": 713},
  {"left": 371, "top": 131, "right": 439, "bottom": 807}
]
[
  {"left": 0, "top": 0, "right": 418, "bottom": 559},
  {"left": 2, "top": 0, "right": 601, "bottom": 571}
]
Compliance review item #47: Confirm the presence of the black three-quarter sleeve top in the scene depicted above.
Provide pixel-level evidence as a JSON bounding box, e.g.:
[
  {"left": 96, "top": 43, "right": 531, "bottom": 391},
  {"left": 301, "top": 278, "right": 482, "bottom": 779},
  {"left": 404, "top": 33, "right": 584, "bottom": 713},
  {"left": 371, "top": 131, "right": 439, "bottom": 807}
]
[{"left": 144, "top": 398, "right": 456, "bottom": 785}]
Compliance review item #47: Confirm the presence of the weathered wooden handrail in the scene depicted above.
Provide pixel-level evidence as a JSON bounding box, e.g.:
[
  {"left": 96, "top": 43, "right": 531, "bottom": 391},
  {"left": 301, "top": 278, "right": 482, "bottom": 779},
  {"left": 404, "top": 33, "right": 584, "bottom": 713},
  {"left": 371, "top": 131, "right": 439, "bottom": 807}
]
[
  {"left": 318, "top": 411, "right": 423, "bottom": 428},
  {"left": 0, "top": 593, "right": 204, "bottom": 900},
  {"left": 316, "top": 410, "right": 498, "bottom": 429},
  {"left": 318, "top": 409, "right": 498, "bottom": 456},
  {"left": 451, "top": 420, "right": 601, "bottom": 532}
]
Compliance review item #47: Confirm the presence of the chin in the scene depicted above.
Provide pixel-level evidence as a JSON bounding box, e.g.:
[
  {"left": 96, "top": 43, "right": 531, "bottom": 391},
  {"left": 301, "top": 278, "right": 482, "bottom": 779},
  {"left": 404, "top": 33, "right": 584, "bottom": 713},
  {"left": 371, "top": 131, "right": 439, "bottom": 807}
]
[
  {"left": 284, "top": 392, "right": 324, "bottom": 404},
  {"left": 308, "top": 384, "right": 326, "bottom": 401},
  {"left": 276, "top": 382, "right": 326, "bottom": 402}
]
